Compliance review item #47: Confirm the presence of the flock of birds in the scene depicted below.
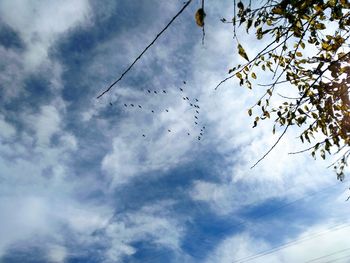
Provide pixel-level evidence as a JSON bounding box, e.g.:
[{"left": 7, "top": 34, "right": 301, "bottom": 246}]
[{"left": 109, "top": 81, "right": 206, "bottom": 141}]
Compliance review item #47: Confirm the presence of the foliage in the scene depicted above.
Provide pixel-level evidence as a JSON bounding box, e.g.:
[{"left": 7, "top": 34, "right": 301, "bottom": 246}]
[{"left": 218, "top": 0, "right": 350, "bottom": 179}]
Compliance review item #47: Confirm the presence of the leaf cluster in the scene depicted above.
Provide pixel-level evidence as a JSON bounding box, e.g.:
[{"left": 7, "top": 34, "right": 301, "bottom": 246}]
[{"left": 221, "top": 0, "right": 350, "bottom": 179}]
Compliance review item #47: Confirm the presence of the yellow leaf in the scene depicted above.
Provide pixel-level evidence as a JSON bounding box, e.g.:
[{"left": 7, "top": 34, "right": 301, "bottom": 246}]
[
  {"left": 195, "top": 8, "right": 205, "bottom": 27},
  {"left": 251, "top": 72, "right": 257, "bottom": 79},
  {"left": 315, "top": 23, "right": 326, "bottom": 30},
  {"left": 272, "top": 6, "right": 283, "bottom": 15},
  {"left": 238, "top": 44, "right": 249, "bottom": 61}
]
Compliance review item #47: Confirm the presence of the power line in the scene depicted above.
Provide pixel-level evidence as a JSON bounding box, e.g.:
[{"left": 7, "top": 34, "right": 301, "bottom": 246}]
[
  {"left": 304, "top": 247, "right": 350, "bottom": 263},
  {"left": 233, "top": 222, "right": 350, "bottom": 263},
  {"left": 142, "top": 180, "right": 348, "bottom": 262},
  {"left": 324, "top": 253, "right": 350, "bottom": 263},
  {"left": 230, "top": 179, "right": 349, "bottom": 233}
]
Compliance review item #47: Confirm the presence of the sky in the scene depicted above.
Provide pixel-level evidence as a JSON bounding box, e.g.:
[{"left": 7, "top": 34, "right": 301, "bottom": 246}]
[{"left": 1, "top": 0, "right": 350, "bottom": 262}]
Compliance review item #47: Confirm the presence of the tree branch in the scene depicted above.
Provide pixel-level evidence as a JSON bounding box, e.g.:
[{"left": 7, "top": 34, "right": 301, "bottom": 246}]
[{"left": 96, "top": 0, "right": 193, "bottom": 99}]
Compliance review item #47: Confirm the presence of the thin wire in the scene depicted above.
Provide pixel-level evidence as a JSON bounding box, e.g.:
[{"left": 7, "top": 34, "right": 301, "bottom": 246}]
[
  {"left": 233, "top": 223, "right": 350, "bottom": 263},
  {"left": 97, "top": 0, "right": 193, "bottom": 99},
  {"left": 304, "top": 247, "right": 350, "bottom": 263},
  {"left": 145, "top": 180, "right": 348, "bottom": 262},
  {"left": 324, "top": 253, "right": 350, "bottom": 263}
]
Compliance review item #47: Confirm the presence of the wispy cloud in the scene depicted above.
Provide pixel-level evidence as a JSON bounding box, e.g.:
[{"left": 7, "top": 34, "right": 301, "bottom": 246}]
[{"left": 0, "top": 0, "right": 348, "bottom": 262}]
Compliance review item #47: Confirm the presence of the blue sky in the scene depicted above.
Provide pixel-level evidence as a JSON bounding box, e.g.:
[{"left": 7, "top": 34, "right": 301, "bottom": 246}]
[{"left": 1, "top": 1, "right": 350, "bottom": 262}]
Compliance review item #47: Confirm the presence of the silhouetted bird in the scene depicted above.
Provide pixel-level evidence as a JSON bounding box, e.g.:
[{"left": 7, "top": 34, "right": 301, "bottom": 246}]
[
  {"left": 180, "top": 88, "right": 183, "bottom": 92},
  {"left": 183, "top": 81, "right": 186, "bottom": 84},
  {"left": 196, "top": 110, "right": 199, "bottom": 114},
  {"left": 151, "top": 110, "right": 154, "bottom": 113},
  {"left": 200, "top": 133, "right": 203, "bottom": 136},
  {"left": 187, "top": 133, "right": 190, "bottom": 135},
  {"left": 202, "top": 126, "right": 206, "bottom": 129},
  {"left": 168, "top": 129, "right": 171, "bottom": 132},
  {"left": 186, "top": 97, "right": 189, "bottom": 100},
  {"left": 165, "top": 109, "right": 169, "bottom": 112},
  {"left": 198, "top": 136, "right": 201, "bottom": 140},
  {"left": 130, "top": 104, "right": 134, "bottom": 107},
  {"left": 142, "top": 134, "right": 146, "bottom": 137},
  {"left": 163, "top": 90, "right": 166, "bottom": 93},
  {"left": 190, "top": 103, "right": 193, "bottom": 107},
  {"left": 195, "top": 122, "right": 198, "bottom": 125},
  {"left": 148, "top": 90, "right": 151, "bottom": 93},
  {"left": 183, "top": 97, "right": 186, "bottom": 100},
  {"left": 195, "top": 99, "right": 199, "bottom": 102},
  {"left": 109, "top": 102, "right": 113, "bottom": 106},
  {"left": 138, "top": 105, "right": 142, "bottom": 108},
  {"left": 124, "top": 104, "right": 127, "bottom": 107},
  {"left": 195, "top": 116, "right": 198, "bottom": 119},
  {"left": 154, "top": 91, "right": 157, "bottom": 94}
]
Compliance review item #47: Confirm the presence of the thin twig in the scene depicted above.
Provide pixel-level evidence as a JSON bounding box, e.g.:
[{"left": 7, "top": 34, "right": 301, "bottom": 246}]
[
  {"left": 233, "top": 0, "right": 237, "bottom": 38},
  {"left": 289, "top": 139, "right": 328, "bottom": 155},
  {"left": 251, "top": 49, "right": 350, "bottom": 168},
  {"left": 96, "top": 0, "right": 193, "bottom": 99},
  {"left": 215, "top": 27, "right": 293, "bottom": 90},
  {"left": 201, "top": 0, "right": 205, "bottom": 45}
]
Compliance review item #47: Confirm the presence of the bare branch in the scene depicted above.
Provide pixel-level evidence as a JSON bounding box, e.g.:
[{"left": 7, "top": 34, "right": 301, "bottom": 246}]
[{"left": 96, "top": 0, "right": 193, "bottom": 99}]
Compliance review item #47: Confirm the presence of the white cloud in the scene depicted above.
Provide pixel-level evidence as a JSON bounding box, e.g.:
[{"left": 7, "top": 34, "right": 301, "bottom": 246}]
[
  {"left": 206, "top": 219, "right": 350, "bottom": 263},
  {"left": 0, "top": 0, "right": 347, "bottom": 261},
  {"left": 30, "top": 105, "right": 61, "bottom": 145},
  {"left": 104, "top": 200, "right": 184, "bottom": 262},
  {"left": 0, "top": 0, "right": 91, "bottom": 70},
  {"left": 47, "top": 245, "right": 67, "bottom": 263},
  {"left": 0, "top": 115, "right": 16, "bottom": 139}
]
